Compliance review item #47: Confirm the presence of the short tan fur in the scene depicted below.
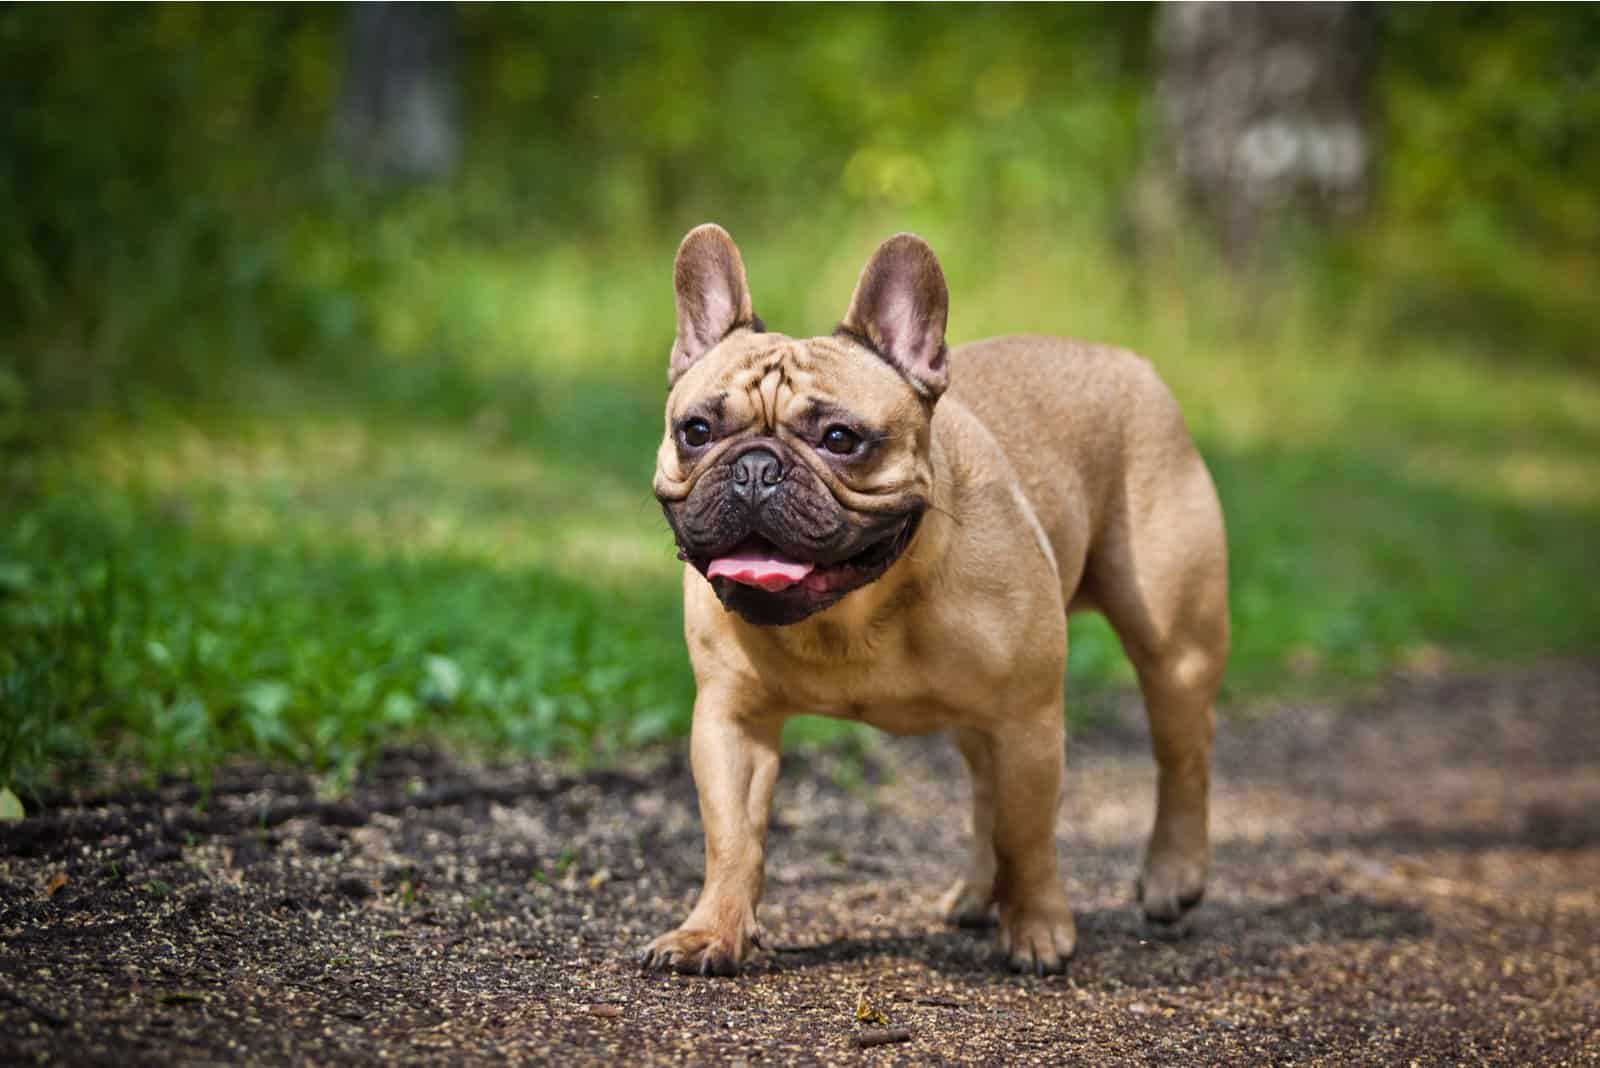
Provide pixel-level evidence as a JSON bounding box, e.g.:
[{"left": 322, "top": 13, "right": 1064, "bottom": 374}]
[{"left": 643, "top": 225, "right": 1228, "bottom": 976}]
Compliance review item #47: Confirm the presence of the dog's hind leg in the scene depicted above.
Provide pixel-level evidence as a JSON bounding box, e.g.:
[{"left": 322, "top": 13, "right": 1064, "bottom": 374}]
[{"left": 1086, "top": 450, "right": 1229, "bottom": 937}]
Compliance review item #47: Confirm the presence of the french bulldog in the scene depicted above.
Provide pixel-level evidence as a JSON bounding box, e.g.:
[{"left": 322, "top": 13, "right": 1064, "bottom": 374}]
[{"left": 642, "top": 225, "right": 1229, "bottom": 975}]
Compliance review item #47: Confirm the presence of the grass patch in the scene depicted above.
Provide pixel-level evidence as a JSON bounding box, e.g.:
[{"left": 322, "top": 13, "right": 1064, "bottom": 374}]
[{"left": 3, "top": 219, "right": 1597, "bottom": 793}]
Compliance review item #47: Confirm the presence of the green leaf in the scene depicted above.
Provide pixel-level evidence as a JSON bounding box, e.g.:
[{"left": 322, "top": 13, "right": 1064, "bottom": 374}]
[
  {"left": 382, "top": 691, "right": 419, "bottom": 727},
  {"left": 420, "top": 654, "right": 462, "bottom": 707},
  {"left": 0, "top": 787, "right": 25, "bottom": 822},
  {"left": 0, "top": 561, "right": 32, "bottom": 596},
  {"left": 241, "top": 679, "right": 292, "bottom": 719}
]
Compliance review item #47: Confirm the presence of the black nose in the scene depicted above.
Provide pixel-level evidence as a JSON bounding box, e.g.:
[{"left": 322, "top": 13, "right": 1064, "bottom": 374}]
[{"left": 731, "top": 448, "right": 785, "bottom": 500}]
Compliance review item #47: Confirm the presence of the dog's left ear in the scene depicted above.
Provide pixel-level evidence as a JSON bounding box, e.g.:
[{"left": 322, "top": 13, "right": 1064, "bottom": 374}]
[
  {"left": 670, "top": 224, "right": 759, "bottom": 387},
  {"left": 839, "top": 233, "right": 949, "bottom": 402}
]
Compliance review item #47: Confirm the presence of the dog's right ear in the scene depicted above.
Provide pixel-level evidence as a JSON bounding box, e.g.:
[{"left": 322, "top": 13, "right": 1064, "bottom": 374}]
[{"left": 670, "top": 224, "right": 758, "bottom": 388}]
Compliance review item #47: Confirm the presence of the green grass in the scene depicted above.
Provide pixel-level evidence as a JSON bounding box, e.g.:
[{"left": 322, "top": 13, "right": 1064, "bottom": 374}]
[{"left": 3, "top": 216, "right": 1598, "bottom": 794}]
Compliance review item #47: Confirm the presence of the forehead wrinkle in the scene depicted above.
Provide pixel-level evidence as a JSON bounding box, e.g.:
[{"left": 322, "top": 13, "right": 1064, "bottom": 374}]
[
  {"left": 713, "top": 341, "right": 820, "bottom": 431},
  {"left": 727, "top": 343, "right": 786, "bottom": 384},
  {"left": 744, "top": 341, "right": 809, "bottom": 431},
  {"left": 713, "top": 344, "right": 771, "bottom": 421}
]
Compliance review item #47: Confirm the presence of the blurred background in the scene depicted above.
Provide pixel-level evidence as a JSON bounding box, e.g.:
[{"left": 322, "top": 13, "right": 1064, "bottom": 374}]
[{"left": 2, "top": 4, "right": 1596, "bottom": 791}]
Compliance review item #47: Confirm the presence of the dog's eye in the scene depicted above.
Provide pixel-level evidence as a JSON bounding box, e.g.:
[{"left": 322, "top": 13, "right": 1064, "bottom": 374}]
[
  {"left": 821, "top": 425, "right": 861, "bottom": 455},
  {"left": 680, "top": 418, "right": 713, "bottom": 448}
]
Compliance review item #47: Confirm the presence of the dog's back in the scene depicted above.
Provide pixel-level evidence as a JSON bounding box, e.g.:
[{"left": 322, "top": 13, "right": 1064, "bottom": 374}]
[{"left": 947, "top": 335, "right": 1228, "bottom": 648}]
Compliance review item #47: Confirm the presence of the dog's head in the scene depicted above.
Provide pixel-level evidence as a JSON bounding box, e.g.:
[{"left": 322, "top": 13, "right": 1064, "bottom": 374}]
[{"left": 653, "top": 225, "right": 949, "bottom": 626}]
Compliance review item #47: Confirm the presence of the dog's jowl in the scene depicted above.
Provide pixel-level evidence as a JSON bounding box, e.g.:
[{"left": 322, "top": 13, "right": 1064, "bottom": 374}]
[{"left": 642, "top": 225, "right": 1229, "bottom": 976}]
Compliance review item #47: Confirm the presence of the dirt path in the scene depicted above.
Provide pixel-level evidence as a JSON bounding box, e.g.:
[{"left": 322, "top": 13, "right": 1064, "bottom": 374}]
[{"left": 3, "top": 661, "right": 1597, "bottom": 1065}]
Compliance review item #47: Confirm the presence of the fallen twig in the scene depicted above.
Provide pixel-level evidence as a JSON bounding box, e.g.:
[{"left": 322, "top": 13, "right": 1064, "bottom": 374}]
[{"left": 854, "top": 1027, "right": 911, "bottom": 1048}]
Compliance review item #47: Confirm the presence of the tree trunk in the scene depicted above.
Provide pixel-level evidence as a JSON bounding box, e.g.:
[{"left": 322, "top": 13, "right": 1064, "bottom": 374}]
[
  {"left": 334, "top": 3, "right": 460, "bottom": 183},
  {"left": 1156, "top": 2, "right": 1375, "bottom": 264}
]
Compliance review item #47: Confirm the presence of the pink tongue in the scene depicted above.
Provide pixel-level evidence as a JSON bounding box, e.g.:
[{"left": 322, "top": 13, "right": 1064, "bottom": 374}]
[{"left": 707, "top": 549, "right": 815, "bottom": 592}]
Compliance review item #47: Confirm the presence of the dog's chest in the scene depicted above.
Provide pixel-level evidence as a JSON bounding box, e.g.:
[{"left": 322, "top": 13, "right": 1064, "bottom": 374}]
[
  {"left": 779, "top": 663, "right": 965, "bottom": 735},
  {"left": 743, "top": 617, "right": 1000, "bottom": 734}
]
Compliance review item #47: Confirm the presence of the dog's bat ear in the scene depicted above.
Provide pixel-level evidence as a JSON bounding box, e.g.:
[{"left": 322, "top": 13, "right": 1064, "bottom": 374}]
[
  {"left": 670, "top": 224, "right": 758, "bottom": 387},
  {"left": 838, "top": 233, "right": 949, "bottom": 402}
]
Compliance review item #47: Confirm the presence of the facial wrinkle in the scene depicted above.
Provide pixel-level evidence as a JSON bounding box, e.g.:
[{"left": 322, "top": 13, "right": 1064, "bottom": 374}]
[{"left": 752, "top": 345, "right": 795, "bottom": 433}]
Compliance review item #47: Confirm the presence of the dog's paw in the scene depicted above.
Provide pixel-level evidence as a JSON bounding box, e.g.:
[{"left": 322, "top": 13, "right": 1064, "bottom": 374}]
[
  {"left": 938, "top": 875, "right": 996, "bottom": 928},
  {"left": 1136, "top": 852, "right": 1206, "bottom": 939},
  {"left": 638, "top": 925, "right": 752, "bottom": 977},
  {"left": 998, "top": 905, "right": 1076, "bottom": 975}
]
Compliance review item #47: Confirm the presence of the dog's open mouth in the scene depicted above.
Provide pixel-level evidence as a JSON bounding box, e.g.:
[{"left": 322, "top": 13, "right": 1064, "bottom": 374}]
[
  {"left": 706, "top": 538, "right": 816, "bottom": 592},
  {"left": 693, "top": 512, "right": 922, "bottom": 604}
]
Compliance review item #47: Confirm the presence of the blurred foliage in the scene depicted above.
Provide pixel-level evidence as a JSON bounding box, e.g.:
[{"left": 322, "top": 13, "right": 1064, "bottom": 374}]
[
  {"left": 1377, "top": 4, "right": 1600, "bottom": 363},
  {"left": 1, "top": 6, "right": 336, "bottom": 409},
  {"left": 2, "top": 5, "right": 1597, "bottom": 791},
  {"left": 5, "top": 4, "right": 1596, "bottom": 405}
]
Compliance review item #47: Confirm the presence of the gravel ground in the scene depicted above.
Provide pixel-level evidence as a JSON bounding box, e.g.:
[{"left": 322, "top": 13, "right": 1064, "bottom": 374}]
[{"left": 2, "top": 659, "right": 1597, "bottom": 1065}]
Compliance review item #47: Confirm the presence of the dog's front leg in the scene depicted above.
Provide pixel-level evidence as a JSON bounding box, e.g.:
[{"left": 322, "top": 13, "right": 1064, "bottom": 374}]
[
  {"left": 642, "top": 689, "right": 782, "bottom": 976},
  {"left": 987, "top": 707, "right": 1077, "bottom": 974},
  {"left": 939, "top": 727, "right": 999, "bottom": 926}
]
